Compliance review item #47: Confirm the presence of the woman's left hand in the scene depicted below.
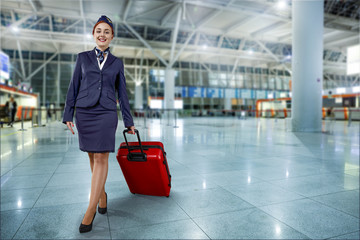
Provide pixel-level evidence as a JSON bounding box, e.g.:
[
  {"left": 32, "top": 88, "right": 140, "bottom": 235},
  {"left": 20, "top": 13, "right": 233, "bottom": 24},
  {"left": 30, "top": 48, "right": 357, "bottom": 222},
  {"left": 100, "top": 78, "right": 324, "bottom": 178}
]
[{"left": 127, "top": 126, "right": 135, "bottom": 135}]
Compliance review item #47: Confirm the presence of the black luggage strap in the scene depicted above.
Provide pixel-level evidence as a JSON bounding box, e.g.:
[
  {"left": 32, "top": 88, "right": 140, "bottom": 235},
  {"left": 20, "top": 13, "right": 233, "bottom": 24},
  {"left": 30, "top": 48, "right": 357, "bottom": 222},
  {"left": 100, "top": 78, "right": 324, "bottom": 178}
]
[{"left": 123, "top": 129, "right": 146, "bottom": 162}]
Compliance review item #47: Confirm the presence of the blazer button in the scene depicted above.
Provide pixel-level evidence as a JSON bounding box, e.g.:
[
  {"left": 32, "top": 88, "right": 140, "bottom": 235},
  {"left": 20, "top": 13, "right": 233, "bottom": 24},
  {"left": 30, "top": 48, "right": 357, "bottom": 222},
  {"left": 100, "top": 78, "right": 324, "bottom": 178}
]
[{"left": 98, "top": 87, "right": 101, "bottom": 90}]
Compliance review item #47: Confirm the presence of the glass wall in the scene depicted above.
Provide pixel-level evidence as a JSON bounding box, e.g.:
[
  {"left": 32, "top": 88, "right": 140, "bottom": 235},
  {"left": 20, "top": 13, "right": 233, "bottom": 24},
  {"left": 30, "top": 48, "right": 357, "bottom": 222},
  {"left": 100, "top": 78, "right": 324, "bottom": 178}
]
[{"left": 3, "top": 49, "right": 357, "bottom": 108}]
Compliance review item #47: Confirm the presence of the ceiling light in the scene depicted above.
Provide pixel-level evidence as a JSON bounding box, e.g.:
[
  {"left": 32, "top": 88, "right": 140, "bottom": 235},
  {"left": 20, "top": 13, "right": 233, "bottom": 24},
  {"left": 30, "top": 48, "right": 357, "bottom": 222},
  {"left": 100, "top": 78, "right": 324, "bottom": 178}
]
[
  {"left": 277, "top": 0, "right": 287, "bottom": 10},
  {"left": 11, "top": 26, "right": 19, "bottom": 33},
  {"left": 352, "top": 86, "right": 360, "bottom": 93},
  {"left": 86, "top": 34, "right": 92, "bottom": 39},
  {"left": 202, "top": 44, "right": 208, "bottom": 49},
  {"left": 248, "top": 49, "right": 253, "bottom": 55},
  {"left": 286, "top": 55, "right": 291, "bottom": 59},
  {"left": 336, "top": 88, "right": 346, "bottom": 94}
]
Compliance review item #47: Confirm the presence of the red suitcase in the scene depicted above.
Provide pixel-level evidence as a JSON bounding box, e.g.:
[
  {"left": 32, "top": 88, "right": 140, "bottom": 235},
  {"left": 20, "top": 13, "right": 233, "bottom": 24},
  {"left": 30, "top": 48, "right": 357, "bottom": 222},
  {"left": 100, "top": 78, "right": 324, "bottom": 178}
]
[{"left": 116, "top": 129, "right": 171, "bottom": 197}]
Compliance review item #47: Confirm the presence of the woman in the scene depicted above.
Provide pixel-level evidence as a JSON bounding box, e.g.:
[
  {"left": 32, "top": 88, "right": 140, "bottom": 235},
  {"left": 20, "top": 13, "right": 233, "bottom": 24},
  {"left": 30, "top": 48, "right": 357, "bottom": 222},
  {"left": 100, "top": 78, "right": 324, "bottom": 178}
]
[
  {"left": 63, "top": 15, "right": 135, "bottom": 233},
  {"left": 5, "top": 96, "right": 17, "bottom": 127}
]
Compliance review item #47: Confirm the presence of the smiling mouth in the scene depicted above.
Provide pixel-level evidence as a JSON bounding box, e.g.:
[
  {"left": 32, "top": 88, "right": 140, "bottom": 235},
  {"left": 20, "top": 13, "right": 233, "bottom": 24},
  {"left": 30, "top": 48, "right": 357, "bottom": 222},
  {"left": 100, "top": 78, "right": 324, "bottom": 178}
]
[{"left": 98, "top": 38, "right": 106, "bottom": 42}]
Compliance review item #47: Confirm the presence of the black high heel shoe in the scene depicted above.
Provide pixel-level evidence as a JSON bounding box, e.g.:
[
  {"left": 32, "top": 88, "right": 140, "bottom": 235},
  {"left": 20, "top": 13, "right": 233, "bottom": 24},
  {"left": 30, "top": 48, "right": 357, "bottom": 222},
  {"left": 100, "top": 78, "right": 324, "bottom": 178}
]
[
  {"left": 98, "top": 192, "right": 107, "bottom": 214},
  {"left": 79, "top": 212, "right": 96, "bottom": 233}
]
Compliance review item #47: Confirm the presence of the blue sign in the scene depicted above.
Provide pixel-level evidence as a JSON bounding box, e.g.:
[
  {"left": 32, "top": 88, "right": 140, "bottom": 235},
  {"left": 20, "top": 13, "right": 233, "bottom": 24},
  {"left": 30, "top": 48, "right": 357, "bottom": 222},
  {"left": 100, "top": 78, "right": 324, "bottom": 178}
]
[
  {"left": 0, "top": 51, "right": 10, "bottom": 79},
  {"left": 218, "top": 88, "right": 224, "bottom": 98},
  {"left": 182, "top": 87, "right": 187, "bottom": 97},
  {"left": 207, "top": 88, "right": 216, "bottom": 98},
  {"left": 188, "top": 87, "right": 205, "bottom": 97},
  {"left": 236, "top": 89, "right": 240, "bottom": 98}
]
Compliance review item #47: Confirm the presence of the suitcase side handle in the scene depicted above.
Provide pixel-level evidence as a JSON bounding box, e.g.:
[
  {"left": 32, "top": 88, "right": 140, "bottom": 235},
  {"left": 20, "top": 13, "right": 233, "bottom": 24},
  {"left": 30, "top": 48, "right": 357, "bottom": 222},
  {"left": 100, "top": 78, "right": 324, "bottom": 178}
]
[{"left": 123, "top": 129, "right": 146, "bottom": 161}]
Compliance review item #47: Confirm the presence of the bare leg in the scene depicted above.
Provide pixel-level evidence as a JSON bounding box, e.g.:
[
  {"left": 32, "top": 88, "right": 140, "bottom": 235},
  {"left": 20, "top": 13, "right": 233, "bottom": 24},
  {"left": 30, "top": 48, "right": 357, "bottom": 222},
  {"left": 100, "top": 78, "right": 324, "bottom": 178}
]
[
  {"left": 82, "top": 152, "right": 109, "bottom": 224},
  {"left": 88, "top": 152, "right": 94, "bottom": 172},
  {"left": 88, "top": 153, "right": 106, "bottom": 209}
]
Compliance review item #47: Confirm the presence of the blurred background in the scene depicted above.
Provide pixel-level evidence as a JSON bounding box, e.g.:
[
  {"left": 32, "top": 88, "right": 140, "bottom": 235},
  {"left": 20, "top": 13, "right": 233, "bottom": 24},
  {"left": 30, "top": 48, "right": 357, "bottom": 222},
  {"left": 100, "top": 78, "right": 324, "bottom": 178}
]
[{"left": 0, "top": 0, "right": 359, "bottom": 124}]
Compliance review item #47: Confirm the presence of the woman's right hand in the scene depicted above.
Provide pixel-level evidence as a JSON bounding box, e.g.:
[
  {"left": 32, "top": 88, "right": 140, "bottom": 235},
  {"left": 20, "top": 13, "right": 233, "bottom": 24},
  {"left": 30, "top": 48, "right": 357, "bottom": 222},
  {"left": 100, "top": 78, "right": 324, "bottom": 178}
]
[{"left": 66, "top": 121, "right": 75, "bottom": 134}]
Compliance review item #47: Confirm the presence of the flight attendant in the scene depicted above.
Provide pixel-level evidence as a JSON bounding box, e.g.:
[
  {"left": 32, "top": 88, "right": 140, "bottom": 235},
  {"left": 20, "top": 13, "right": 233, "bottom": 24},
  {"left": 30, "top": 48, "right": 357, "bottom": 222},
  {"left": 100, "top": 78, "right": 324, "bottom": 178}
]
[{"left": 63, "top": 15, "right": 135, "bottom": 233}]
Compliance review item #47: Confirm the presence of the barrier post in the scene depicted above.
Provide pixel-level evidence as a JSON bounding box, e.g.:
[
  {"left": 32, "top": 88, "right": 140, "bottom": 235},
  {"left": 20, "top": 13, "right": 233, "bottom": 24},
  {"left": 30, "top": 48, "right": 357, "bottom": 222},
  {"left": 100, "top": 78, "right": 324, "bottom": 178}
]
[
  {"left": 160, "top": 110, "right": 163, "bottom": 125},
  {"left": 19, "top": 108, "right": 26, "bottom": 131},
  {"left": 38, "top": 108, "right": 42, "bottom": 127},
  {"left": 31, "top": 110, "right": 34, "bottom": 128},
  {"left": 167, "top": 109, "right": 171, "bottom": 126},
  {"left": 144, "top": 109, "right": 147, "bottom": 129},
  {"left": 348, "top": 108, "right": 352, "bottom": 127},
  {"left": 56, "top": 109, "right": 60, "bottom": 122},
  {"left": 174, "top": 109, "right": 179, "bottom": 128}
]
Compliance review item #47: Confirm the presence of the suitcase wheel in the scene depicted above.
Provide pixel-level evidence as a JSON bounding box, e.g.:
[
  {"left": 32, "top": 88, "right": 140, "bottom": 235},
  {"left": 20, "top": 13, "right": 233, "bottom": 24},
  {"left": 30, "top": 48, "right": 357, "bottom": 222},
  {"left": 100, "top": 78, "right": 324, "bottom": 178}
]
[
  {"left": 166, "top": 195, "right": 169, "bottom": 198},
  {"left": 131, "top": 192, "right": 135, "bottom": 195}
]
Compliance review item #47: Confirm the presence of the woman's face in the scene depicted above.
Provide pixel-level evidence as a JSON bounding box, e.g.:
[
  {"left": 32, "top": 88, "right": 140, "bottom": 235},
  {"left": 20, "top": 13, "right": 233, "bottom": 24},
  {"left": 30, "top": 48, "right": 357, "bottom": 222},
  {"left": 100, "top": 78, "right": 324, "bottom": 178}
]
[{"left": 93, "top": 22, "right": 113, "bottom": 49}]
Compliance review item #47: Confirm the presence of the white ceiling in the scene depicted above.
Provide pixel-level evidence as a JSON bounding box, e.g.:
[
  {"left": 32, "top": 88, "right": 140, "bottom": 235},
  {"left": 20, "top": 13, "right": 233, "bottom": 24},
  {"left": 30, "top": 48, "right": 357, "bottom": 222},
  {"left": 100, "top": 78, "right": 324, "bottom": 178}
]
[{"left": 1, "top": 0, "right": 359, "bottom": 76}]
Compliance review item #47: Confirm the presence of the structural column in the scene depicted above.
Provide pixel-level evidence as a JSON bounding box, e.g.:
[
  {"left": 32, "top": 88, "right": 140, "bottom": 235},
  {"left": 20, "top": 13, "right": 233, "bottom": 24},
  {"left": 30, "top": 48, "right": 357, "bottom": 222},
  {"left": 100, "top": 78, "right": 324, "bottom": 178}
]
[
  {"left": 135, "top": 84, "right": 143, "bottom": 109},
  {"left": 56, "top": 55, "right": 61, "bottom": 107},
  {"left": 164, "top": 68, "right": 175, "bottom": 109},
  {"left": 291, "top": 0, "right": 323, "bottom": 132},
  {"left": 224, "top": 98, "right": 232, "bottom": 111}
]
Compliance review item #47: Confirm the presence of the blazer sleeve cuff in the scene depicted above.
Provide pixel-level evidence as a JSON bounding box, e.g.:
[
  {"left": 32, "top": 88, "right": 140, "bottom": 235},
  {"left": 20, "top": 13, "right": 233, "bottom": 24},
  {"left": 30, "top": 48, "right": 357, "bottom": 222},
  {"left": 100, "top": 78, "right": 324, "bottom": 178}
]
[{"left": 62, "top": 107, "right": 74, "bottom": 124}]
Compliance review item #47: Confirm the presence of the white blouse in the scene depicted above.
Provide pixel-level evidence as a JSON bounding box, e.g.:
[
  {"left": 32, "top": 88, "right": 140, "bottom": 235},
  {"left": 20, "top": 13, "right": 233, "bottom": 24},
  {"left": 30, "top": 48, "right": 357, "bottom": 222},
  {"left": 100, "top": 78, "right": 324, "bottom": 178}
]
[{"left": 94, "top": 48, "right": 108, "bottom": 70}]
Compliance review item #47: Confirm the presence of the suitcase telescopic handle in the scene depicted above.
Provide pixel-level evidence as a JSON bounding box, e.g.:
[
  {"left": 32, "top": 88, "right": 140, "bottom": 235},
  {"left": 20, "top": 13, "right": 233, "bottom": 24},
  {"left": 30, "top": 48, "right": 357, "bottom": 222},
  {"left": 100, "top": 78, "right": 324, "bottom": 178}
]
[{"left": 123, "top": 129, "right": 146, "bottom": 161}]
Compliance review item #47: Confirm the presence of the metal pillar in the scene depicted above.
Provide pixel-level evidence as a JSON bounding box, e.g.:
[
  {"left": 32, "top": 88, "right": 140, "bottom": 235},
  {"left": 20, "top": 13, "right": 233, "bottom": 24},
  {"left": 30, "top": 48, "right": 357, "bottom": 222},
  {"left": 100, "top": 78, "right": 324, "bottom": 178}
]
[
  {"left": 291, "top": 0, "right": 323, "bottom": 132},
  {"left": 57, "top": 55, "right": 61, "bottom": 107},
  {"left": 135, "top": 84, "right": 143, "bottom": 109},
  {"left": 42, "top": 53, "right": 46, "bottom": 106},
  {"left": 164, "top": 68, "right": 175, "bottom": 109}
]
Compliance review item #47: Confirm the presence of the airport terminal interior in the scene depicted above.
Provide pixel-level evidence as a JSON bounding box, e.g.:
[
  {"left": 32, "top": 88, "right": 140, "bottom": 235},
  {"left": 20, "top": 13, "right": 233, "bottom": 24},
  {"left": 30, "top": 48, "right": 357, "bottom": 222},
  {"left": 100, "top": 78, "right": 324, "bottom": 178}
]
[{"left": 1, "top": 0, "right": 359, "bottom": 239}]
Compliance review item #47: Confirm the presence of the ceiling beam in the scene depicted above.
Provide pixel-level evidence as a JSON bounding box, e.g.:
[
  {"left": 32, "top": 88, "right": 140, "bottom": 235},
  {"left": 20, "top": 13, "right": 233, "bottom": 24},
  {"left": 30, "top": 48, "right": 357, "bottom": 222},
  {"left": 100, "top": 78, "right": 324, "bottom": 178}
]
[
  {"left": 180, "top": 0, "right": 289, "bottom": 22},
  {"left": 231, "top": 58, "right": 239, "bottom": 80},
  {"left": 250, "top": 21, "right": 287, "bottom": 38},
  {"left": 124, "top": 67, "right": 135, "bottom": 82},
  {"left": 127, "top": 3, "right": 175, "bottom": 21},
  {"left": 325, "top": 35, "right": 359, "bottom": 47},
  {"left": 351, "top": 76, "right": 359, "bottom": 86},
  {"left": 277, "top": 32, "right": 292, "bottom": 42},
  {"left": 3, "top": 13, "right": 35, "bottom": 35},
  {"left": 152, "top": 29, "right": 171, "bottom": 41},
  {"left": 161, "top": 3, "right": 179, "bottom": 27},
  {"left": 79, "top": 0, "right": 84, "bottom": 18},
  {"left": 123, "top": 22, "right": 169, "bottom": 67},
  {"left": 25, "top": 51, "right": 59, "bottom": 81},
  {"left": 170, "top": 6, "right": 226, "bottom": 66},
  {"left": 28, "top": 0, "right": 38, "bottom": 12},
  {"left": 170, "top": 5, "right": 182, "bottom": 64},
  {"left": 255, "top": 39, "right": 292, "bottom": 75},
  {"left": 26, "top": 15, "right": 47, "bottom": 29},
  {"left": 138, "top": 49, "right": 144, "bottom": 83},
  {"left": 61, "top": 19, "right": 82, "bottom": 33},
  {"left": 122, "top": 0, "right": 133, "bottom": 21},
  {"left": 16, "top": 40, "right": 26, "bottom": 81},
  {"left": 324, "top": 73, "right": 338, "bottom": 87}
]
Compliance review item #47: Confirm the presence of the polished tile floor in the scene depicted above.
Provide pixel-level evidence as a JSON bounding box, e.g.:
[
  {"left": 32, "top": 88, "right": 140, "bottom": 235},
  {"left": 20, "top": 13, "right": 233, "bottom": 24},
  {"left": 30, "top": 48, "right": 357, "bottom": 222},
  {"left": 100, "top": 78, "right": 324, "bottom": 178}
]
[{"left": 1, "top": 117, "right": 359, "bottom": 239}]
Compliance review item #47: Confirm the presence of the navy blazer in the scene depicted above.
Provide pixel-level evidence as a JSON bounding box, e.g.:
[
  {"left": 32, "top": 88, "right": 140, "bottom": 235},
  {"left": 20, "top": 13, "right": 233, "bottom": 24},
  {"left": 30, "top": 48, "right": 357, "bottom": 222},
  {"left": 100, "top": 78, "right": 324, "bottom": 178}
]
[{"left": 63, "top": 49, "right": 134, "bottom": 127}]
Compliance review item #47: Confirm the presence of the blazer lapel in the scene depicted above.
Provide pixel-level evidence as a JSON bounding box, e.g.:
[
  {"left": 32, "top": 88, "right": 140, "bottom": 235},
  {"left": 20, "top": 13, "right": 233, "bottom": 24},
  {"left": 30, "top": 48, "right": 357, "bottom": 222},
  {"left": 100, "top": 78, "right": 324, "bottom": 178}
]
[
  {"left": 86, "top": 50, "right": 100, "bottom": 70},
  {"left": 102, "top": 52, "right": 116, "bottom": 72}
]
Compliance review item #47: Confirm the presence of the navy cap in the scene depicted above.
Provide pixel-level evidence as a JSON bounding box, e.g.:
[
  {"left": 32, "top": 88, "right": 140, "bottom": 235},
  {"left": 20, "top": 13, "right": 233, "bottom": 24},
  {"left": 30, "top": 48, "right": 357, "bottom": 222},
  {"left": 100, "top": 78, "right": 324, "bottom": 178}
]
[{"left": 96, "top": 15, "right": 113, "bottom": 30}]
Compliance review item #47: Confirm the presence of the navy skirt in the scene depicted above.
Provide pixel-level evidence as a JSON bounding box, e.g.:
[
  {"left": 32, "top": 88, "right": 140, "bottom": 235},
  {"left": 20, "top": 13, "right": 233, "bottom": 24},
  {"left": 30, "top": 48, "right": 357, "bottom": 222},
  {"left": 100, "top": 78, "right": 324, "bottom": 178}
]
[{"left": 75, "top": 103, "right": 118, "bottom": 153}]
